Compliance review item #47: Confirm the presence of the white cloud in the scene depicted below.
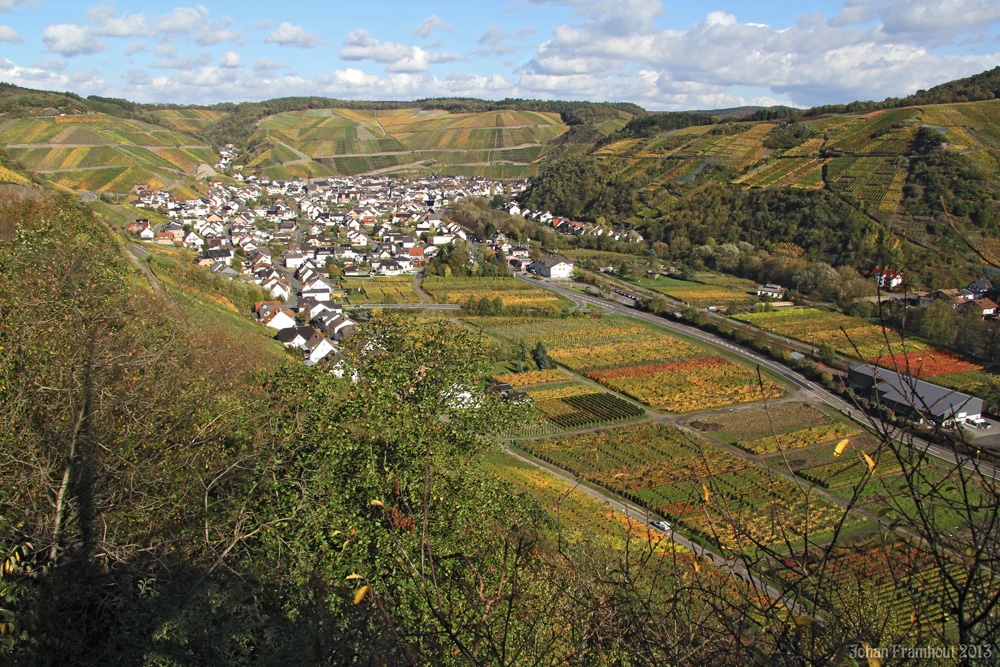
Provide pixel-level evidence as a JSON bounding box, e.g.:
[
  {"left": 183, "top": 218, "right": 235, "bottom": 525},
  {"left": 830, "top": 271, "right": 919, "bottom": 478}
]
[
  {"left": 42, "top": 24, "right": 106, "bottom": 57},
  {"left": 123, "top": 42, "right": 145, "bottom": 55},
  {"left": 155, "top": 43, "right": 177, "bottom": 58},
  {"left": 86, "top": 6, "right": 153, "bottom": 38},
  {"left": 0, "top": 0, "right": 32, "bottom": 10},
  {"left": 516, "top": 5, "right": 1000, "bottom": 107},
  {"left": 155, "top": 6, "right": 209, "bottom": 34},
  {"left": 881, "top": 0, "right": 1000, "bottom": 37},
  {"left": 253, "top": 57, "right": 288, "bottom": 73},
  {"left": 0, "top": 57, "right": 106, "bottom": 94},
  {"left": 340, "top": 29, "right": 460, "bottom": 72},
  {"left": 412, "top": 14, "right": 454, "bottom": 38},
  {"left": 0, "top": 24, "right": 20, "bottom": 42},
  {"left": 265, "top": 22, "right": 326, "bottom": 48},
  {"left": 34, "top": 57, "right": 68, "bottom": 70},
  {"left": 150, "top": 52, "right": 213, "bottom": 70},
  {"left": 219, "top": 51, "right": 241, "bottom": 68},
  {"left": 195, "top": 25, "right": 243, "bottom": 46}
]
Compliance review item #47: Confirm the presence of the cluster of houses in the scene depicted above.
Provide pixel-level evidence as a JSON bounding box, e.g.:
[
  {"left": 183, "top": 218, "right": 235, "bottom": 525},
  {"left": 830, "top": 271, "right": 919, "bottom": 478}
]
[
  {"left": 125, "top": 173, "right": 536, "bottom": 281},
  {"left": 253, "top": 297, "right": 356, "bottom": 366},
  {"left": 866, "top": 272, "right": 999, "bottom": 319},
  {"left": 216, "top": 144, "right": 238, "bottom": 171},
  {"left": 506, "top": 203, "right": 644, "bottom": 244}
]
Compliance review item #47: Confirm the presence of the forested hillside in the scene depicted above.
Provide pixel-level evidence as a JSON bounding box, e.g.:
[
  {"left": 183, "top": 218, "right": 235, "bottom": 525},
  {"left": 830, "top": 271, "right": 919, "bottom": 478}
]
[{"left": 521, "top": 94, "right": 1000, "bottom": 287}]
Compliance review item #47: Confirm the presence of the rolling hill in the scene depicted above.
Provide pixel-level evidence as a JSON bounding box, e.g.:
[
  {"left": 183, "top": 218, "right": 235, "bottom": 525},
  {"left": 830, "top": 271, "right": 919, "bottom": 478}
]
[{"left": 240, "top": 106, "right": 631, "bottom": 180}]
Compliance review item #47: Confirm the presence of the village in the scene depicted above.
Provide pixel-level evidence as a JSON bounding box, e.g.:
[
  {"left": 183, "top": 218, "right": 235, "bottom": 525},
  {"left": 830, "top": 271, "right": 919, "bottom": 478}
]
[{"left": 125, "top": 151, "right": 595, "bottom": 366}]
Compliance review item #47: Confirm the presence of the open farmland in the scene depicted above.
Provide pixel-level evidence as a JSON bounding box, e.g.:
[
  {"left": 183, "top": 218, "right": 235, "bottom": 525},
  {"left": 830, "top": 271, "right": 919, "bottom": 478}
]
[
  {"left": 468, "top": 316, "right": 786, "bottom": 412},
  {"left": 422, "top": 276, "right": 567, "bottom": 310},
  {"left": 735, "top": 308, "right": 931, "bottom": 358},
  {"left": 520, "top": 423, "right": 871, "bottom": 553}
]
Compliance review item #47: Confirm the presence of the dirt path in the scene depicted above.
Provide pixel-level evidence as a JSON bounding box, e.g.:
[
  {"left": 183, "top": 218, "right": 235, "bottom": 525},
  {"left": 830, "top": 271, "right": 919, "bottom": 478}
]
[
  {"left": 411, "top": 270, "right": 431, "bottom": 303},
  {"left": 123, "top": 242, "right": 162, "bottom": 295},
  {"left": 310, "top": 143, "right": 544, "bottom": 159}
]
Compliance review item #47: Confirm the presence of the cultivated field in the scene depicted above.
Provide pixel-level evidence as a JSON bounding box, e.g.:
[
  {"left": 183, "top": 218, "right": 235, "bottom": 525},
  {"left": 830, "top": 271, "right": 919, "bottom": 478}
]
[
  {"left": 521, "top": 423, "right": 871, "bottom": 553},
  {"left": 423, "top": 276, "right": 566, "bottom": 310},
  {"left": 468, "top": 316, "right": 786, "bottom": 413},
  {"left": 2, "top": 113, "right": 212, "bottom": 193},
  {"left": 339, "top": 277, "right": 421, "bottom": 304},
  {"left": 735, "top": 308, "right": 930, "bottom": 358}
]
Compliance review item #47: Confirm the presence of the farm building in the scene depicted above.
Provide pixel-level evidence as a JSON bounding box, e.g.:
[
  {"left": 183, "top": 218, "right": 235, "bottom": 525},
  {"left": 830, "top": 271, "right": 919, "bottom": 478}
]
[
  {"left": 847, "top": 363, "right": 982, "bottom": 425},
  {"left": 756, "top": 284, "right": 786, "bottom": 299}
]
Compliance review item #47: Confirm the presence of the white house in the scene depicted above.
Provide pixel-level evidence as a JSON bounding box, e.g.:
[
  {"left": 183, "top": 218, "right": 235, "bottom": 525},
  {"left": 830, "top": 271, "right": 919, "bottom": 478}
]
[
  {"left": 304, "top": 333, "right": 335, "bottom": 363},
  {"left": 872, "top": 269, "right": 903, "bottom": 289},
  {"left": 534, "top": 256, "right": 574, "bottom": 280},
  {"left": 261, "top": 308, "right": 296, "bottom": 330}
]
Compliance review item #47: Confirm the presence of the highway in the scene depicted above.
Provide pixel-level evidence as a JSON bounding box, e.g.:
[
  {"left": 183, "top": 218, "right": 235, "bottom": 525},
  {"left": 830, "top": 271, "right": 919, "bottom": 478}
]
[{"left": 515, "top": 273, "right": 1000, "bottom": 480}]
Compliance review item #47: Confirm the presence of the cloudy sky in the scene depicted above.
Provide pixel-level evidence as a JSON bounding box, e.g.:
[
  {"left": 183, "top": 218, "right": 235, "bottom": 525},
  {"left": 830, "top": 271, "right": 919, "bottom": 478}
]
[{"left": 0, "top": 0, "right": 998, "bottom": 110}]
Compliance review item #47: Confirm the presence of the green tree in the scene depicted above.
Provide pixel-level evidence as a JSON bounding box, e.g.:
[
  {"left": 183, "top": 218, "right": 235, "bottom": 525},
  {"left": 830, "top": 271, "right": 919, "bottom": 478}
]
[
  {"left": 919, "top": 298, "right": 959, "bottom": 346},
  {"left": 532, "top": 341, "right": 553, "bottom": 370}
]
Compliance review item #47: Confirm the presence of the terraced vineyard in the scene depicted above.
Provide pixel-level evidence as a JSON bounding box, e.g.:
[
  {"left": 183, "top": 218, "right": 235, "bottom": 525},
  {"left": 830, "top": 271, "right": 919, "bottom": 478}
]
[
  {"left": 241, "top": 107, "right": 592, "bottom": 178},
  {"left": 2, "top": 113, "right": 213, "bottom": 193}
]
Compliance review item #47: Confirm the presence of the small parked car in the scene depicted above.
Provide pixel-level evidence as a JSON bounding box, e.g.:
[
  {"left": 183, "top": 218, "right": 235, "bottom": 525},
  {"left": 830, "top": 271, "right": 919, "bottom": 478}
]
[{"left": 650, "top": 520, "right": 672, "bottom": 534}]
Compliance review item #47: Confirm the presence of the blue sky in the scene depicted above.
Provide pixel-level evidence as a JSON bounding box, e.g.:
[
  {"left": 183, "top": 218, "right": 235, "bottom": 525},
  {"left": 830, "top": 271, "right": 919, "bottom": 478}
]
[{"left": 1, "top": 0, "right": 999, "bottom": 109}]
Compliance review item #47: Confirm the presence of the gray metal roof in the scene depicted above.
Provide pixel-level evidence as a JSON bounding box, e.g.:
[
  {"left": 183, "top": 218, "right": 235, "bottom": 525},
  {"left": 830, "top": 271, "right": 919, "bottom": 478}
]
[{"left": 850, "top": 363, "right": 982, "bottom": 419}]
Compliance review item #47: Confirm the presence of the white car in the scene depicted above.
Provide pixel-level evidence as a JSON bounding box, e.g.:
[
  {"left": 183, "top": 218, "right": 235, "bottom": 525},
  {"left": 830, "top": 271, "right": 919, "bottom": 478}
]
[{"left": 650, "top": 520, "right": 672, "bottom": 534}]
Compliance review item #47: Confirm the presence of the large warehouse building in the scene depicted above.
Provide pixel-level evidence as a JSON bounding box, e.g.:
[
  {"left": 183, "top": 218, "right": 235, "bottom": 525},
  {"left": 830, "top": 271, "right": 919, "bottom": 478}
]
[{"left": 847, "top": 364, "right": 982, "bottom": 426}]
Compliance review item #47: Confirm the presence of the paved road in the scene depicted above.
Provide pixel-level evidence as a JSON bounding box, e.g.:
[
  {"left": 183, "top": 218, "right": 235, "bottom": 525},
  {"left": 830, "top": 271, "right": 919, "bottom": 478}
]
[
  {"left": 347, "top": 303, "right": 461, "bottom": 310},
  {"left": 78, "top": 190, "right": 97, "bottom": 202},
  {"left": 518, "top": 275, "right": 1000, "bottom": 481}
]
